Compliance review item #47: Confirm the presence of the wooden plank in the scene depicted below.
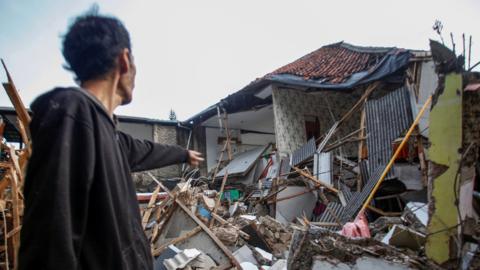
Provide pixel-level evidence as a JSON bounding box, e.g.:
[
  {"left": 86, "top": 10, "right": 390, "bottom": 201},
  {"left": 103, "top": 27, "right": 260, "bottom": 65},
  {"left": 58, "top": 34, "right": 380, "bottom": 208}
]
[
  {"left": 8, "top": 146, "right": 22, "bottom": 187},
  {"left": 152, "top": 226, "right": 202, "bottom": 256},
  {"left": 6, "top": 226, "right": 21, "bottom": 239},
  {"left": 8, "top": 168, "right": 20, "bottom": 266},
  {"left": 147, "top": 173, "right": 240, "bottom": 269},
  {"left": 292, "top": 166, "right": 338, "bottom": 193},
  {"left": 142, "top": 185, "right": 161, "bottom": 229},
  {"left": 209, "top": 171, "right": 228, "bottom": 228},
  {"left": 211, "top": 139, "right": 229, "bottom": 180},
  {"left": 0, "top": 201, "right": 9, "bottom": 270},
  {"left": 152, "top": 204, "right": 177, "bottom": 244},
  {"left": 210, "top": 212, "right": 250, "bottom": 239},
  {"left": 267, "top": 187, "right": 316, "bottom": 204},
  {"left": 0, "top": 175, "right": 11, "bottom": 197},
  {"left": 310, "top": 222, "right": 342, "bottom": 227},
  {"left": 1, "top": 59, "right": 31, "bottom": 139},
  {"left": 357, "top": 107, "right": 366, "bottom": 192},
  {"left": 175, "top": 201, "right": 240, "bottom": 269},
  {"left": 367, "top": 206, "right": 402, "bottom": 217}
]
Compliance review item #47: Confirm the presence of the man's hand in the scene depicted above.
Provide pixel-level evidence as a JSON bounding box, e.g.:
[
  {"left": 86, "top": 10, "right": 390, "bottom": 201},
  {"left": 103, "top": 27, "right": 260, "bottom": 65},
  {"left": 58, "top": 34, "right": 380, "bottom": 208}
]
[{"left": 187, "top": 150, "right": 204, "bottom": 167}]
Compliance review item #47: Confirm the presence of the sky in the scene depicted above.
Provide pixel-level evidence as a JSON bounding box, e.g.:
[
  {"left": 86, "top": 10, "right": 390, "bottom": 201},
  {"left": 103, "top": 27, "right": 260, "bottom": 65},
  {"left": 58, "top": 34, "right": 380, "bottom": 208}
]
[{"left": 1, "top": 0, "right": 479, "bottom": 121}]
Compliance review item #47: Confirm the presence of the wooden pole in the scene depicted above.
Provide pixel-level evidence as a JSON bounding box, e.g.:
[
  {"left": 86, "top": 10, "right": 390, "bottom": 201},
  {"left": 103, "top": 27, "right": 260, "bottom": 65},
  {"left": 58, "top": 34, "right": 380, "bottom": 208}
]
[
  {"left": 209, "top": 171, "right": 228, "bottom": 227},
  {"left": 292, "top": 166, "right": 339, "bottom": 193},
  {"left": 357, "top": 95, "right": 432, "bottom": 216},
  {"left": 1, "top": 60, "right": 31, "bottom": 136},
  {"left": 357, "top": 107, "right": 366, "bottom": 192},
  {"left": 142, "top": 185, "right": 161, "bottom": 229},
  {"left": 152, "top": 226, "right": 202, "bottom": 256}
]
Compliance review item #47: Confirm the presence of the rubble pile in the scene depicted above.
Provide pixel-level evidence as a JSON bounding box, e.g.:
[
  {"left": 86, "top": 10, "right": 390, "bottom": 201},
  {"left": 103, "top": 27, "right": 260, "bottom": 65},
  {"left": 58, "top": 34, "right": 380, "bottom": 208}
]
[
  {"left": 289, "top": 228, "right": 442, "bottom": 270},
  {"left": 139, "top": 41, "right": 480, "bottom": 269},
  {"left": 257, "top": 216, "right": 292, "bottom": 257}
]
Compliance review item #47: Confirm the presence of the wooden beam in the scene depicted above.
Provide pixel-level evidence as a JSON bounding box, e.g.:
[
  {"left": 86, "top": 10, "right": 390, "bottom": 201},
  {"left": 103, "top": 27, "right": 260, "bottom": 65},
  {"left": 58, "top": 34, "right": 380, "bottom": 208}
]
[
  {"left": 310, "top": 222, "right": 342, "bottom": 227},
  {"left": 209, "top": 171, "right": 228, "bottom": 228},
  {"left": 147, "top": 173, "right": 240, "bottom": 269},
  {"left": 142, "top": 185, "right": 161, "bottom": 229},
  {"left": 8, "top": 169, "right": 20, "bottom": 266},
  {"left": 1, "top": 59, "right": 31, "bottom": 139},
  {"left": 367, "top": 206, "right": 402, "bottom": 217},
  {"left": 175, "top": 201, "right": 240, "bottom": 268},
  {"left": 357, "top": 107, "right": 366, "bottom": 192},
  {"left": 267, "top": 187, "right": 316, "bottom": 204},
  {"left": 152, "top": 226, "right": 202, "bottom": 256},
  {"left": 292, "top": 167, "right": 339, "bottom": 193},
  {"left": 357, "top": 95, "right": 432, "bottom": 216}
]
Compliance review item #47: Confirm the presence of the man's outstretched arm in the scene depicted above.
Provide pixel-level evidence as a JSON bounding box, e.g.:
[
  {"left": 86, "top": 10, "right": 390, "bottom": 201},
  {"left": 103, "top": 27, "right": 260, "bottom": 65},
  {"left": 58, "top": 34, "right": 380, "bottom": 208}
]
[{"left": 117, "top": 131, "right": 203, "bottom": 172}]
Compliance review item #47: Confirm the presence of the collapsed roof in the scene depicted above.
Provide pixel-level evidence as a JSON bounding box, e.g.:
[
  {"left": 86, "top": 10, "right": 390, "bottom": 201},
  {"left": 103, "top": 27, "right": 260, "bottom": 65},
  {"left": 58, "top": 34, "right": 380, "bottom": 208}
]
[{"left": 186, "top": 41, "right": 413, "bottom": 125}]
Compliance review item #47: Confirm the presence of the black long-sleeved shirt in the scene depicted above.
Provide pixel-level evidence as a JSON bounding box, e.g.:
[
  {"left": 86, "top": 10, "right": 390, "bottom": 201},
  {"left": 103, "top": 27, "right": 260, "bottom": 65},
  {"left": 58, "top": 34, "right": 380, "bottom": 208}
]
[{"left": 18, "top": 87, "right": 188, "bottom": 270}]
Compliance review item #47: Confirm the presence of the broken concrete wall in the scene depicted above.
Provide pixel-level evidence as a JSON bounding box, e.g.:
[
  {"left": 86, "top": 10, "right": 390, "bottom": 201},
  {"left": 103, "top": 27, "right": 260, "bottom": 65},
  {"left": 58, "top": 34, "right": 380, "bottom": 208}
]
[
  {"left": 425, "top": 73, "right": 463, "bottom": 264},
  {"left": 425, "top": 70, "right": 480, "bottom": 267},
  {"left": 271, "top": 86, "right": 361, "bottom": 157}
]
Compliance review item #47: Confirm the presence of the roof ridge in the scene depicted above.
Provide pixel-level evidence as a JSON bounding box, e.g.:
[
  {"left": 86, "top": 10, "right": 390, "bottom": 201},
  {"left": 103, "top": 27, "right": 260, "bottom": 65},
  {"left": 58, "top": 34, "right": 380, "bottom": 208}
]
[{"left": 323, "top": 41, "right": 395, "bottom": 54}]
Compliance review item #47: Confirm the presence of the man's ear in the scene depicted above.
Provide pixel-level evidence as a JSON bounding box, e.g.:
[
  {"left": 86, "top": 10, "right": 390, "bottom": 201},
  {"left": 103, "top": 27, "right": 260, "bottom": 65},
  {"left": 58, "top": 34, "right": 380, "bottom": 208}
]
[{"left": 119, "top": 48, "right": 131, "bottom": 75}]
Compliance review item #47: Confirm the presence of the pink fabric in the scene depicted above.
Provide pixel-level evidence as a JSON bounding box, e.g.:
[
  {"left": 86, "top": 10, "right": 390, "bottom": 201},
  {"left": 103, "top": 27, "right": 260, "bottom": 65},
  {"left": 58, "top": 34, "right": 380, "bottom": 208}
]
[{"left": 340, "top": 211, "right": 371, "bottom": 238}]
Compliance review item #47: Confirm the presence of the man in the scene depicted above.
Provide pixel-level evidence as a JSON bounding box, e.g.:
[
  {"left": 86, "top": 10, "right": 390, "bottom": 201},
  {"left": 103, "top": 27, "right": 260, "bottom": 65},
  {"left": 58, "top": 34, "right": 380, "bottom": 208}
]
[{"left": 18, "top": 12, "right": 203, "bottom": 270}]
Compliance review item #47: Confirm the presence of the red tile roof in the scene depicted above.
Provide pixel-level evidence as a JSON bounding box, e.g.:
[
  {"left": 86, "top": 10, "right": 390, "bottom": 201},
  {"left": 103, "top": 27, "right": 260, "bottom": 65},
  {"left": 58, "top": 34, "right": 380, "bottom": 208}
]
[{"left": 269, "top": 42, "right": 390, "bottom": 83}]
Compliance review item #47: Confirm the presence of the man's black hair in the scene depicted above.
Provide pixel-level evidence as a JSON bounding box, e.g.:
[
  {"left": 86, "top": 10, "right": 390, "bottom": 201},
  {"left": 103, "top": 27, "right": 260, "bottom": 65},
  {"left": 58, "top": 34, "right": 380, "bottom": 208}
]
[{"left": 62, "top": 10, "right": 131, "bottom": 83}]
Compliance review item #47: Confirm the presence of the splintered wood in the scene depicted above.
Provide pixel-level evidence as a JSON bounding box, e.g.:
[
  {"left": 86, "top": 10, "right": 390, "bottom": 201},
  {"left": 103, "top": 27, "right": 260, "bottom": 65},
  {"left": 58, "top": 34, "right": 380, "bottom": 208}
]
[
  {"left": 0, "top": 60, "right": 30, "bottom": 270},
  {"left": 144, "top": 173, "right": 241, "bottom": 269}
]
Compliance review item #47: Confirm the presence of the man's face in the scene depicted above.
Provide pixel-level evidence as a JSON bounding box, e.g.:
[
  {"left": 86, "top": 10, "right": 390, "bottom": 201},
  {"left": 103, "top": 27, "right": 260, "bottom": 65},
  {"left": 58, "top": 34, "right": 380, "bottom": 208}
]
[{"left": 118, "top": 51, "right": 136, "bottom": 105}]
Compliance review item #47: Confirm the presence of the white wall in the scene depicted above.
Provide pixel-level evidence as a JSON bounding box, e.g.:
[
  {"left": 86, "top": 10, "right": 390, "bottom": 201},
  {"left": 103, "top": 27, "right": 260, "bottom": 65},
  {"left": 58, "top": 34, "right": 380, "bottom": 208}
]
[{"left": 205, "top": 127, "right": 275, "bottom": 172}]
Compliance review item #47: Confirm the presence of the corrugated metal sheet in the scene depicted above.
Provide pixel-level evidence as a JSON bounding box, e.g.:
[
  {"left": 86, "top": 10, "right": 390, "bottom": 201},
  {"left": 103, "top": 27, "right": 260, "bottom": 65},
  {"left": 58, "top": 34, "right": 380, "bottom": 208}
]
[
  {"left": 313, "top": 152, "right": 333, "bottom": 185},
  {"left": 341, "top": 184, "right": 355, "bottom": 202},
  {"left": 341, "top": 164, "right": 387, "bottom": 223},
  {"left": 365, "top": 86, "right": 413, "bottom": 179},
  {"left": 313, "top": 184, "right": 354, "bottom": 231},
  {"left": 216, "top": 145, "right": 269, "bottom": 178},
  {"left": 359, "top": 160, "right": 369, "bottom": 186},
  {"left": 316, "top": 202, "right": 344, "bottom": 224},
  {"left": 290, "top": 137, "right": 316, "bottom": 166}
]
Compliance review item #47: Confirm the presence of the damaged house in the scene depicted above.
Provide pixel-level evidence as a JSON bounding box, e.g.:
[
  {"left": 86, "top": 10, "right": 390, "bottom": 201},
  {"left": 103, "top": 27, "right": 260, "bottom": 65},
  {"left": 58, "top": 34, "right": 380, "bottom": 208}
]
[
  {"left": 185, "top": 41, "right": 437, "bottom": 224},
  {"left": 1, "top": 40, "right": 478, "bottom": 269}
]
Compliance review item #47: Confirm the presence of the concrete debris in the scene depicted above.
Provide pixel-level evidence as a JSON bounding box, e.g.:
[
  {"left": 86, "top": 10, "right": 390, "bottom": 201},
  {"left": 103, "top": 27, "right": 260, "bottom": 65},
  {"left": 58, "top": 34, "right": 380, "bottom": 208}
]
[
  {"left": 182, "top": 253, "right": 217, "bottom": 270},
  {"left": 240, "top": 261, "right": 259, "bottom": 270},
  {"left": 288, "top": 228, "right": 442, "bottom": 270},
  {"left": 258, "top": 216, "right": 292, "bottom": 257},
  {"left": 311, "top": 256, "right": 415, "bottom": 270},
  {"left": 233, "top": 245, "right": 258, "bottom": 266},
  {"left": 252, "top": 247, "right": 273, "bottom": 265},
  {"left": 212, "top": 226, "right": 239, "bottom": 246},
  {"left": 381, "top": 225, "right": 426, "bottom": 251}
]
